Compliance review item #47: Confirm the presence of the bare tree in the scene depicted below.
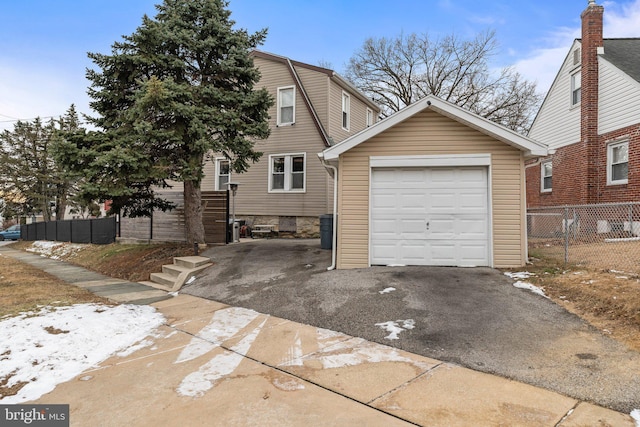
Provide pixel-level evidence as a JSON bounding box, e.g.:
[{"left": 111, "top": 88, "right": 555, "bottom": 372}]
[{"left": 345, "top": 30, "right": 541, "bottom": 134}]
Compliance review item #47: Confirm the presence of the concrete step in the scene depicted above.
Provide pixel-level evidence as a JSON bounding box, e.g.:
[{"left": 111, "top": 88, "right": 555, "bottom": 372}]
[
  {"left": 162, "top": 264, "right": 192, "bottom": 277},
  {"left": 145, "top": 256, "right": 213, "bottom": 293},
  {"left": 149, "top": 272, "right": 177, "bottom": 287},
  {"left": 139, "top": 280, "right": 173, "bottom": 292},
  {"left": 174, "top": 256, "right": 211, "bottom": 269}
]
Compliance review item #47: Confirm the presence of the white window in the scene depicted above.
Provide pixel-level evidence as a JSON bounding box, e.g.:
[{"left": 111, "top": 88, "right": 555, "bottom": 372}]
[
  {"left": 277, "top": 86, "right": 295, "bottom": 126},
  {"left": 541, "top": 161, "right": 552, "bottom": 192},
  {"left": 341, "top": 92, "right": 350, "bottom": 130},
  {"left": 215, "top": 158, "right": 231, "bottom": 191},
  {"left": 571, "top": 70, "right": 581, "bottom": 107},
  {"left": 269, "top": 153, "right": 306, "bottom": 192},
  {"left": 366, "top": 108, "right": 373, "bottom": 127},
  {"left": 607, "top": 141, "right": 629, "bottom": 185}
]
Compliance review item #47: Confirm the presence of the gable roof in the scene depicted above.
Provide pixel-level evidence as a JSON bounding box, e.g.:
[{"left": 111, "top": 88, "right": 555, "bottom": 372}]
[
  {"left": 601, "top": 38, "right": 640, "bottom": 83},
  {"left": 321, "top": 95, "right": 547, "bottom": 161},
  {"left": 250, "top": 50, "right": 380, "bottom": 111},
  {"left": 530, "top": 37, "right": 640, "bottom": 133}
]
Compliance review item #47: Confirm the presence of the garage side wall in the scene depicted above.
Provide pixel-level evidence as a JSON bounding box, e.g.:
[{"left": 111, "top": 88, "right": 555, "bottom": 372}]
[{"left": 337, "top": 109, "right": 526, "bottom": 269}]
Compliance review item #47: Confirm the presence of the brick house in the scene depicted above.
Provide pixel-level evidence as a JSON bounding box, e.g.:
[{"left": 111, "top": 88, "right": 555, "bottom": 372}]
[{"left": 526, "top": 0, "right": 640, "bottom": 208}]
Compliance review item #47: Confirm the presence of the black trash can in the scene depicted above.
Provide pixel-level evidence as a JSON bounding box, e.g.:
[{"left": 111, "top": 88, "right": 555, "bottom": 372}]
[{"left": 319, "top": 214, "right": 333, "bottom": 250}]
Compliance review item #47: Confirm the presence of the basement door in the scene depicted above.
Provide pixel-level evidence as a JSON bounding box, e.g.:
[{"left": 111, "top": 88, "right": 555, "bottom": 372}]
[{"left": 370, "top": 166, "right": 490, "bottom": 266}]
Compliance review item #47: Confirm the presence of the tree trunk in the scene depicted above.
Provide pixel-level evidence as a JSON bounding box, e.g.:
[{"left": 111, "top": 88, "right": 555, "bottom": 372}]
[{"left": 184, "top": 179, "right": 205, "bottom": 244}]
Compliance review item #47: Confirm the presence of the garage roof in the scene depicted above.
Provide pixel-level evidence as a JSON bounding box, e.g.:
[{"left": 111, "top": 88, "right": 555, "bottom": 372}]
[{"left": 321, "top": 95, "right": 548, "bottom": 161}]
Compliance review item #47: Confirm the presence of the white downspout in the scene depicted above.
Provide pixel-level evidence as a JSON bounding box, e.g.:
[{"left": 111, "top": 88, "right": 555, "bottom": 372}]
[{"left": 318, "top": 154, "right": 338, "bottom": 270}]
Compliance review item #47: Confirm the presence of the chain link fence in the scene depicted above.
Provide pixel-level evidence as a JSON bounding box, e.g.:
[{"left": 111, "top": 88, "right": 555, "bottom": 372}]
[{"left": 527, "top": 202, "right": 640, "bottom": 273}]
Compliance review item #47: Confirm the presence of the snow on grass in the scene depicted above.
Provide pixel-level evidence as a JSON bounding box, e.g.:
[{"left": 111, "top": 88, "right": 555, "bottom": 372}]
[
  {"left": 26, "top": 241, "right": 84, "bottom": 260},
  {"left": 0, "top": 303, "right": 165, "bottom": 403},
  {"left": 504, "top": 271, "right": 548, "bottom": 298},
  {"left": 375, "top": 319, "right": 415, "bottom": 340}
]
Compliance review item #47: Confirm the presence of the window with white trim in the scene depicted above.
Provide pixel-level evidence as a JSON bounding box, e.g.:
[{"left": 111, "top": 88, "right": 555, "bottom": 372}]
[
  {"left": 341, "top": 92, "right": 350, "bottom": 130},
  {"left": 277, "top": 86, "right": 295, "bottom": 126},
  {"left": 571, "top": 70, "right": 581, "bottom": 107},
  {"left": 215, "top": 158, "right": 231, "bottom": 191},
  {"left": 607, "top": 141, "right": 629, "bottom": 185},
  {"left": 541, "top": 161, "right": 552, "bottom": 192},
  {"left": 366, "top": 108, "right": 373, "bottom": 127},
  {"left": 269, "top": 153, "right": 306, "bottom": 192}
]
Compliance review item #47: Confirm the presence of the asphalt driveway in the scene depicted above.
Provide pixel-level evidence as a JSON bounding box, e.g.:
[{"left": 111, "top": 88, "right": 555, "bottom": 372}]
[{"left": 183, "top": 238, "right": 640, "bottom": 413}]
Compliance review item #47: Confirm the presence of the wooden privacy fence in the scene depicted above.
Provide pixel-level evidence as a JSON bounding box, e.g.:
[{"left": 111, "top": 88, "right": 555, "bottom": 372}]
[
  {"left": 119, "top": 190, "right": 229, "bottom": 244},
  {"left": 21, "top": 217, "right": 117, "bottom": 245}
]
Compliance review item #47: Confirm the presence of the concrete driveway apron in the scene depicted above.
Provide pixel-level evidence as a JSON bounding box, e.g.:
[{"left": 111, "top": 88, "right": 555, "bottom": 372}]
[{"left": 184, "top": 238, "right": 640, "bottom": 414}]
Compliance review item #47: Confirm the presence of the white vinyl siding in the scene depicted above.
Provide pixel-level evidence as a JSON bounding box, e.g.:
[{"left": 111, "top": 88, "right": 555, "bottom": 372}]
[
  {"left": 269, "top": 153, "right": 306, "bottom": 192},
  {"left": 571, "top": 70, "right": 581, "bottom": 107},
  {"left": 277, "top": 86, "right": 295, "bottom": 126},
  {"left": 529, "top": 41, "right": 582, "bottom": 151},
  {"left": 541, "top": 161, "right": 552, "bottom": 192},
  {"left": 607, "top": 141, "right": 629, "bottom": 185},
  {"left": 598, "top": 58, "right": 640, "bottom": 134}
]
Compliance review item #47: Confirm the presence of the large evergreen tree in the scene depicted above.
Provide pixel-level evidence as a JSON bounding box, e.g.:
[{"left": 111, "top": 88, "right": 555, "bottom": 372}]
[{"left": 68, "top": 0, "right": 272, "bottom": 244}]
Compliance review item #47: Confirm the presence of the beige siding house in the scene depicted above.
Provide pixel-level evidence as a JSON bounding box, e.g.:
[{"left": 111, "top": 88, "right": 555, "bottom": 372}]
[
  {"left": 202, "top": 50, "right": 379, "bottom": 236},
  {"left": 320, "top": 96, "right": 547, "bottom": 269}
]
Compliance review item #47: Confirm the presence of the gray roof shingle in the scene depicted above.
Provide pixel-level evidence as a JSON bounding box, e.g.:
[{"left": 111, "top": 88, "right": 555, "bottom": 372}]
[{"left": 601, "top": 38, "right": 640, "bottom": 83}]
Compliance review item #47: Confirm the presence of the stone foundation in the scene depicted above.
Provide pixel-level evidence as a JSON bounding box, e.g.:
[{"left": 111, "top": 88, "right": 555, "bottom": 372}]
[{"left": 240, "top": 215, "right": 320, "bottom": 238}]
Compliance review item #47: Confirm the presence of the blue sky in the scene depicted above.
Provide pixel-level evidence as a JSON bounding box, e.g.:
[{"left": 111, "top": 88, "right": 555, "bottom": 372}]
[{"left": 1, "top": 0, "right": 640, "bottom": 131}]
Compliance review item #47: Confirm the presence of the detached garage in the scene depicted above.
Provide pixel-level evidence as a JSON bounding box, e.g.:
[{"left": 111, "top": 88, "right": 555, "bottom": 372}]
[{"left": 319, "top": 95, "right": 547, "bottom": 269}]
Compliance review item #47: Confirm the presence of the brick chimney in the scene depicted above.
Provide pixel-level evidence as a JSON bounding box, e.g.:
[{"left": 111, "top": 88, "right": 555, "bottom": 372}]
[{"left": 581, "top": 0, "right": 604, "bottom": 203}]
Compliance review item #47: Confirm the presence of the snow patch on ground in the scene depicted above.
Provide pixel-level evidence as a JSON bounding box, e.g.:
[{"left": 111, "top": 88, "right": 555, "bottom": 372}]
[
  {"left": 175, "top": 307, "right": 265, "bottom": 397},
  {"left": 379, "top": 287, "right": 396, "bottom": 294},
  {"left": 25, "top": 241, "right": 84, "bottom": 260},
  {"left": 504, "top": 272, "right": 548, "bottom": 298},
  {"left": 375, "top": 319, "right": 415, "bottom": 340},
  {"left": 0, "top": 303, "right": 165, "bottom": 403},
  {"left": 302, "top": 336, "right": 431, "bottom": 371}
]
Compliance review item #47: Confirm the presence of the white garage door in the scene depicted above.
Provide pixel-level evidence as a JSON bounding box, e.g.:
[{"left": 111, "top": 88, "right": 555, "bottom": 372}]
[{"left": 370, "top": 167, "right": 490, "bottom": 266}]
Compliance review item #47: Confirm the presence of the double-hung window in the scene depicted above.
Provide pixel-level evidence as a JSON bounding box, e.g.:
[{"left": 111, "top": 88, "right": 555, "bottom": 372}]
[
  {"left": 269, "top": 153, "right": 305, "bottom": 192},
  {"left": 342, "top": 92, "right": 350, "bottom": 130},
  {"left": 215, "top": 158, "right": 231, "bottom": 191},
  {"left": 366, "top": 108, "right": 373, "bottom": 127},
  {"left": 277, "top": 86, "right": 295, "bottom": 126},
  {"left": 608, "top": 141, "right": 629, "bottom": 185},
  {"left": 541, "top": 161, "right": 552, "bottom": 192},
  {"left": 571, "top": 70, "right": 581, "bottom": 107}
]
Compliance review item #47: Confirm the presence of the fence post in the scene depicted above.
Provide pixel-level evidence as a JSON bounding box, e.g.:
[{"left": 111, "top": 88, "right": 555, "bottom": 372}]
[{"left": 564, "top": 207, "right": 569, "bottom": 266}]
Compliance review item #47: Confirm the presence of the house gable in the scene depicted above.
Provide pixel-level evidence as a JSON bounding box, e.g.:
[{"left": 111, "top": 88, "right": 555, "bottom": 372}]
[
  {"left": 201, "top": 51, "right": 380, "bottom": 223},
  {"left": 526, "top": 2, "right": 640, "bottom": 208},
  {"left": 323, "top": 96, "right": 546, "bottom": 162},
  {"left": 528, "top": 40, "right": 583, "bottom": 150}
]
